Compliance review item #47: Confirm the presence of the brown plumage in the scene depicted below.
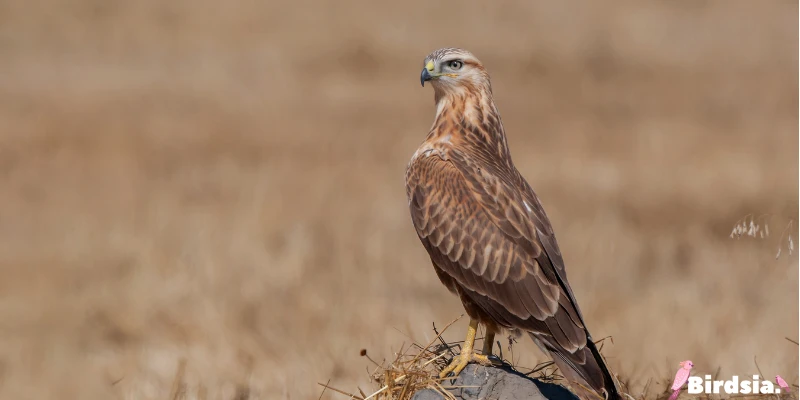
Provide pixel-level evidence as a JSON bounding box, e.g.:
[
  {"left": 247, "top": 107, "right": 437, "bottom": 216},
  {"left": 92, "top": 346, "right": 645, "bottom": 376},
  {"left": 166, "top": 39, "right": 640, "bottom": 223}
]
[{"left": 406, "top": 48, "right": 620, "bottom": 400}]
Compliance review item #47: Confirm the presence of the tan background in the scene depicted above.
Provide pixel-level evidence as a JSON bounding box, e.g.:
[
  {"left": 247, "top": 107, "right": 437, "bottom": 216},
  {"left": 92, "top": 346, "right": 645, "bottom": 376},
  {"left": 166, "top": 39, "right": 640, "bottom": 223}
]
[{"left": 0, "top": 1, "right": 797, "bottom": 399}]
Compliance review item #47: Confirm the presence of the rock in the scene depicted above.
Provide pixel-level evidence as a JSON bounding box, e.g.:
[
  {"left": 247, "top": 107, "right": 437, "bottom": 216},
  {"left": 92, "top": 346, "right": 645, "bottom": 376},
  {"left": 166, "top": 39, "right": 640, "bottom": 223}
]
[{"left": 411, "top": 364, "right": 580, "bottom": 400}]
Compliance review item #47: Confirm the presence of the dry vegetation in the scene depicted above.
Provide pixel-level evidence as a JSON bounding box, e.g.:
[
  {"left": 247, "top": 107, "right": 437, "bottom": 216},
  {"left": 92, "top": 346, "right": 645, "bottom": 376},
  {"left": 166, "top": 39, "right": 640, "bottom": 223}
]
[
  {"left": 319, "top": 316, "right": 796, "bottom": 400},
  {"left": 0, "top": 1, "right": 797, "bottom": 399}
]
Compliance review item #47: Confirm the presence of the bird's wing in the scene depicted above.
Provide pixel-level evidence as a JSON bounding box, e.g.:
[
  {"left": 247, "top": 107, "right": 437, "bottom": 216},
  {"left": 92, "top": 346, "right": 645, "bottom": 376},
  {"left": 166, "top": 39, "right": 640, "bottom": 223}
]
[
  {"left": 407, "top": 150, "right": 620, "bottom": 397},
  {"left": 406, "top": 150, "right": 587, "bottom": 350}
]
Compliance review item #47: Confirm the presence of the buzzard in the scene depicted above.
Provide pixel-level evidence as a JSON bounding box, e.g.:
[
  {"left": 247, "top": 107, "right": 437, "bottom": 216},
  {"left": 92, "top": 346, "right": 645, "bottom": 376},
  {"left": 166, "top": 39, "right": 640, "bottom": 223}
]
[{"left": 405, "top": 48, "right": 620, "bottom": 400}]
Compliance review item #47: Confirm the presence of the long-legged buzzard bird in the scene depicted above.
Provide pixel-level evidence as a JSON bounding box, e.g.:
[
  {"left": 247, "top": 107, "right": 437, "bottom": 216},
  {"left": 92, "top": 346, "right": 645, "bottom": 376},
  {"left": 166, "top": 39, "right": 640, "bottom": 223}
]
[{"left": 405, "top": 48, "right": 620, "bottom": 400}]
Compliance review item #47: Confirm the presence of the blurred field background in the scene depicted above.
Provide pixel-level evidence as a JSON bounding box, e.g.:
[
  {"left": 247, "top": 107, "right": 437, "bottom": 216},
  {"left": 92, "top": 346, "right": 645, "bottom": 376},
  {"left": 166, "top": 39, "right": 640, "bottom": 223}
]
[{"left": 0, "top": 1, "right": 797, "bottom": 399}]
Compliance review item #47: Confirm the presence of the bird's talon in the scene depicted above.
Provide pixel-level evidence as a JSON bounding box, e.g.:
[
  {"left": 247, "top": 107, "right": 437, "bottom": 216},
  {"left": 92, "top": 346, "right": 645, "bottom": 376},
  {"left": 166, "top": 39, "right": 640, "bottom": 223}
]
[
  {"left": 487, "top": 354, "right": 503, "bottom": 366},
  {"left": 439, "top": 350, "right": 493, "bottom": 379}
]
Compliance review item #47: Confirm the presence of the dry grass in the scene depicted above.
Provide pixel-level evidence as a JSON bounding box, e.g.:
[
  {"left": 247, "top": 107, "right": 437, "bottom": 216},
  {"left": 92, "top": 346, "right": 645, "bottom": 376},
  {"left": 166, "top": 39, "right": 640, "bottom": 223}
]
[
  {"left": 730, "top": 215, "right": 796, "bottom": 260},
  {"left": 317, "top": 318, "right": 797, "bottom": 400},
  {"left": 320, "top": 317, "right": 467, "bottom": 400},
  {"left": 0, "top": 1, "right": 797, "bottom": 399}
]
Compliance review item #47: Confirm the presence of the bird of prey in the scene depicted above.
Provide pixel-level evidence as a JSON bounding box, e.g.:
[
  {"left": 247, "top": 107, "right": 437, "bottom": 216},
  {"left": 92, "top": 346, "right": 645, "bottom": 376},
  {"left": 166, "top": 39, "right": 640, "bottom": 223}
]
[
  {"left": 405, "top": 48, "right": 620, "bottom": 400},
  {"left": 668, "top": 360, "right": 693, "bottom": 400}
]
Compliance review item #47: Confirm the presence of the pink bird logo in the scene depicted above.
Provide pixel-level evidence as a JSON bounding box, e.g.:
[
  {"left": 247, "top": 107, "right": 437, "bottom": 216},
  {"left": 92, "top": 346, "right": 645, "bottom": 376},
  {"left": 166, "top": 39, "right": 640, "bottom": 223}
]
[
  {"left": 668, "top": 360, "right": 694, "bottom": 400},
  {"left": 776, "top": 375, "right": 791, "bottom": 393}
]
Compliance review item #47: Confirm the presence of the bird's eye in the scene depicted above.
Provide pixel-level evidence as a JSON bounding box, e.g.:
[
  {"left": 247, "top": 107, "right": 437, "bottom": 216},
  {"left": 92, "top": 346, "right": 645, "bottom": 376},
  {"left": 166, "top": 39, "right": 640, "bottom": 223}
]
[{"left": 448, "top": 60, "right": 463, "bottom": 70}]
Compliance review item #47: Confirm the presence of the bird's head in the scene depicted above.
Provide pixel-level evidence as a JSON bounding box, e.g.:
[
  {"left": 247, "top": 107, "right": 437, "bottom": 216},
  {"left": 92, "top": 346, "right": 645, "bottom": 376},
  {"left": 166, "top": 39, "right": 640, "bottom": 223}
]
[
  {"left": 420, "top": 48, "right": 491, "bottom": 100},
  {"left": 680, "top": 360, "right": 694, "bottom": 369}
]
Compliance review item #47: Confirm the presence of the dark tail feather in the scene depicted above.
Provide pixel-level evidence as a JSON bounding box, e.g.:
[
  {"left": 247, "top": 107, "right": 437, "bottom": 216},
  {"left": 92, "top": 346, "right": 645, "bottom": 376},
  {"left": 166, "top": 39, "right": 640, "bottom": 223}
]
[
  {"left": 532, "top": 334, "right": 622, "bottom": 400},
  {"left": 585, "top": 336, "right": 622, "bottom": 400}
]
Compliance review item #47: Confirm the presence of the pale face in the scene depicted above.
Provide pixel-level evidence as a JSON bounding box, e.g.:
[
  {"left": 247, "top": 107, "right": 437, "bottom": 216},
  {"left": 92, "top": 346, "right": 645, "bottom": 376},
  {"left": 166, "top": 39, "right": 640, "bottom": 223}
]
[{"left": 420, "top": 48, "right": 488, "bottom": 92}]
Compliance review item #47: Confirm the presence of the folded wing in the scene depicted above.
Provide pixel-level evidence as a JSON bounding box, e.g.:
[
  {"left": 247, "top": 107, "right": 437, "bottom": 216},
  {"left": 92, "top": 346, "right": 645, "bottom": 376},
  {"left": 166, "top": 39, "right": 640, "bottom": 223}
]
[{"left": 406, "top": 151, "right": 617, "bottom": 398}]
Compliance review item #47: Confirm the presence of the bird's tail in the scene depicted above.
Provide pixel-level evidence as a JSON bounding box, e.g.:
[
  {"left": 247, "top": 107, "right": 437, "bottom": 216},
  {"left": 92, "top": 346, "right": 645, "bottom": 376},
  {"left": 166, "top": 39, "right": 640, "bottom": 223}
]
[
  {"left": 668, "top": 389, "right": 681, "bottom": 400},
  {"left": 531, "top": 333, "right": 622, "bottom": 400}
]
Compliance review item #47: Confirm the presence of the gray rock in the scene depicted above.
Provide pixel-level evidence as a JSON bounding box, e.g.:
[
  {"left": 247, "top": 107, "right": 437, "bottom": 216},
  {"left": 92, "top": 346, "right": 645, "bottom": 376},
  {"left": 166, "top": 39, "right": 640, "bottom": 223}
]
[{"left": 411, "top": 364, "right": 580, "bottom": 400}]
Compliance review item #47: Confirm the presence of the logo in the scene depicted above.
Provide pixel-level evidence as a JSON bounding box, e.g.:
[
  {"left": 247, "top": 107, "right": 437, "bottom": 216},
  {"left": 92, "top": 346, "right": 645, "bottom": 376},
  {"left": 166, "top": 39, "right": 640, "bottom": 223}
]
[{"left": 687, "top": 375, "right": 782, "bottom": 395}]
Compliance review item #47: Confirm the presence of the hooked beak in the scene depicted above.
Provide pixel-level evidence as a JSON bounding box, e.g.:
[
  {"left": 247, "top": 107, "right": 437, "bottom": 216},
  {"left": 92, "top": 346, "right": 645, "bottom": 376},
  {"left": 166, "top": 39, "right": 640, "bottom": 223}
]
[
  {"left": 420, "top": 68, "right": 432, "bottom": 87},
  {"left": 421, "top": 60, "right": 436, "bottom": 87}
]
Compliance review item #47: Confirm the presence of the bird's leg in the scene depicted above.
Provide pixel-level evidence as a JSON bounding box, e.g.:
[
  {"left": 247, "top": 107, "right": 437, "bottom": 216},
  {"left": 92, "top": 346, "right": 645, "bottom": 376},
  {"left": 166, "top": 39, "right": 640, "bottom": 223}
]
[
  {"left": 439, "top": 318, "right": 493, "bottom": 378},
  {"left": 481, "top": 327, "right": 495, "bottom": 356}
]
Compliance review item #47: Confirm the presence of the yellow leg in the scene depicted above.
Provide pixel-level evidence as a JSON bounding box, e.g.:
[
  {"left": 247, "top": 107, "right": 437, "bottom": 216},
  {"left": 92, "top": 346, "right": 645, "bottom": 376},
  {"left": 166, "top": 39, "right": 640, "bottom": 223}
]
[
  {"left": 439, "top": 318, "right": 493, "bottom": 378},
  {"left": 481, "top": 327, "right": 495, "bottom": 356}
]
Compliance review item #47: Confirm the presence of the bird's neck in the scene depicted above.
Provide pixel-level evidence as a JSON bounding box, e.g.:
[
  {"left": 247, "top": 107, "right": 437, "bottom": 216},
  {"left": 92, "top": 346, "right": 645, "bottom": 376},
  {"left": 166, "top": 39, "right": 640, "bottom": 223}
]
[{"left": 427, "top": 88, "right": 512, "bottom": 166}]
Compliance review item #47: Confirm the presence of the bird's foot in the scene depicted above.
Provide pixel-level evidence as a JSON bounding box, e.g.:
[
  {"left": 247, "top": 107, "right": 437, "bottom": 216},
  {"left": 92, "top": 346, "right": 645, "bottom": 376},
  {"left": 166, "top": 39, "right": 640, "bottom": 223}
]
[{"left": 439, "top": 349, "right": 496, "bottom": 379}]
